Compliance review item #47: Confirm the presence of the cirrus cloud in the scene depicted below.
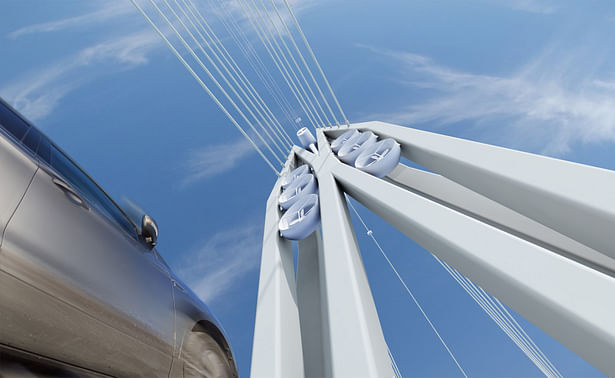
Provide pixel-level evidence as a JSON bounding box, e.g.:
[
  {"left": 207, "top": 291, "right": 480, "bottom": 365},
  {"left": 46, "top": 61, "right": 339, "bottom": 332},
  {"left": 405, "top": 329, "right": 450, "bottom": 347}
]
[{"left": 359, "top": 44, "right": 615, "bottom": 155}]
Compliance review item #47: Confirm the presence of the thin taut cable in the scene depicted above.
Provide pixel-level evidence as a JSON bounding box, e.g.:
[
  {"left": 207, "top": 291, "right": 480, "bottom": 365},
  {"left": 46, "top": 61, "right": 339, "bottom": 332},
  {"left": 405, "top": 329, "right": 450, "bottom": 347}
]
[
  {"left": 260, "top": 0, "right": 330, "bottom": 127},
  {"left": 282, "top": 0, "right": 350, "bottom": 127},
  {"left": 269, "top": 0, "right": 339, "bottom": 127},
  {"left": 346, "top": 196, "right": 468, "bottom": 378},
  {"left": 184, "top": 0, "right": 294, "bottom": 147},
  {"left": 436, "top": 257, "right": 560, "bottom": 377},
  {"left": 214, "top": 0, "right": 298, "bottom": 129},
  {"left": 160, "top": 0, "right": 286, "bottom": 163},
  {"left": 219, "top": 0, "right": 302, "bottom": 130},
  {"left": 239, "top": 0, "right": 319, "bottom": 129},
  {"left": 253, "top": 0, "right": 326, "bottom": 128},
  {"left": 128, "top": 0, "right": 279, "bottom": 175},
  {"left": 170, "top": 0, "right": 290, "bottom": 155}
]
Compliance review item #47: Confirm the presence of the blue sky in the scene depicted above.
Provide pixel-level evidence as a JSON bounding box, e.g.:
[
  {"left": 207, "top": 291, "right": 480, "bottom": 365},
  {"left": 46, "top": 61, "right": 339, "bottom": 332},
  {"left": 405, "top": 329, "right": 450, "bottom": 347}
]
[{"left": 1, "top": 0, "right": 614, "bottom": 376}]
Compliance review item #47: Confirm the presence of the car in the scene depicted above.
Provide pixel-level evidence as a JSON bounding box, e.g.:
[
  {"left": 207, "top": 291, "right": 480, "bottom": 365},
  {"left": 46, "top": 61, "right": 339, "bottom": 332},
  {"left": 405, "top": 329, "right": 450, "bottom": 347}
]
[{"left": 0, "top": 97, "right": 238, "bottom": 377}]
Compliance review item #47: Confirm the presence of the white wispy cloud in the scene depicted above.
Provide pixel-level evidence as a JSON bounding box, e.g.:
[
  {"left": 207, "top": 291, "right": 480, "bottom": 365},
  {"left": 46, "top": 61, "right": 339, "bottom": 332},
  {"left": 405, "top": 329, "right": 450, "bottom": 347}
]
[
  {"left": 0, "top": 30, "right": 161, "bottom": 121},
  {"left": 7, "top": 2, "right": 134, "bottom": 39},
  {"left": 359, "top": 44, "right": 615, "bottom": 155},
  {"left": 175, "top": 223, "right": 262, "bottom": 304},
  {"left": 205, "top": 0, "right": 322, "bottom": 40},
  {"left": 496, "top": 0, "right": 558, "bottom": 14},
  {"left": 182, "top": 138, "right": 256, "bottom": 185},
  {"left": 2, "top": 0, "right": 323, "bottom": 122}
]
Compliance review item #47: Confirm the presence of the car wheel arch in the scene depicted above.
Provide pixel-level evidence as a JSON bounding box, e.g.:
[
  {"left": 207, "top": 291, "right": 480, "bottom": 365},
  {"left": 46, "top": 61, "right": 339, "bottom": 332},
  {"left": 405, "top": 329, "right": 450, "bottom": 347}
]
[{"left": 180, "top": 320, "right": 237, "bottom": 378}]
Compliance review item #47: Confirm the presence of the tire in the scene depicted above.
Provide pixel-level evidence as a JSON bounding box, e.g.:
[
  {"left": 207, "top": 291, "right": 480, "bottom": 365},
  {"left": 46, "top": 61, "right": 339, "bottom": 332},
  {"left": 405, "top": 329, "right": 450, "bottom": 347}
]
[{"left": 182, "top": 332, "right": 235, "bottom": 378}]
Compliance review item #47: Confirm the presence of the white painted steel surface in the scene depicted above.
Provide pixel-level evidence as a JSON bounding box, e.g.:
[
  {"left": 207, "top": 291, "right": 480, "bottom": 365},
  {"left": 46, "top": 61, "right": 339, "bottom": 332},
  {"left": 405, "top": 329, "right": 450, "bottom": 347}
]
[
  {"left": 387, "top": 163, "right": 615, "bottom": 276},
  {"left": 255, "top": 122, "right": 615, "bottom": 376},
  {"left": 326, "top": 146, "right": 615, "bottom": 375},
  {"left": 327, "top": 121, "right": 615, "bottom": 262},
  {"left": 294, "top": 131, "right": 394, "bottom": 377},
  {"left": 297, "top": 230, "right": 326, "bottom": 378},
  {"left": 251, "top": 158, "right": 304, "bottom": 378}
]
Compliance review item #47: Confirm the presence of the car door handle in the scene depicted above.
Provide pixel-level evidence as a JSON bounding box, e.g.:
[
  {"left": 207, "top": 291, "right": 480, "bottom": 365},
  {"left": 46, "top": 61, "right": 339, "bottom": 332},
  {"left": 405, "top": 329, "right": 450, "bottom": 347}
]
[{"left": 52, "top": 177, "right": 88, "bottom": 209}]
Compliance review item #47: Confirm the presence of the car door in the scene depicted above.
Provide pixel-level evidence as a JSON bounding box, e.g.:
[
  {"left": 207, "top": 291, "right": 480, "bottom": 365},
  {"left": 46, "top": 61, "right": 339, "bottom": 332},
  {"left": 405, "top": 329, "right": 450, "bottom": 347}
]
[
  {"left": 1, "top": 134, "right": 175, "bottom": 377},
  {"left": 0, "top": 99, "right": 38, "bottom": 246}
]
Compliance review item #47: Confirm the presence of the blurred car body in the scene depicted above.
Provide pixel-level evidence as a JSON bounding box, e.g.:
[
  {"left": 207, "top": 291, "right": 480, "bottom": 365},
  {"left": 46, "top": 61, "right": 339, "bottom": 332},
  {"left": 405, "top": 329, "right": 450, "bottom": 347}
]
[{"left": 0, "top": 97, "right": 237, "bottom": 377}]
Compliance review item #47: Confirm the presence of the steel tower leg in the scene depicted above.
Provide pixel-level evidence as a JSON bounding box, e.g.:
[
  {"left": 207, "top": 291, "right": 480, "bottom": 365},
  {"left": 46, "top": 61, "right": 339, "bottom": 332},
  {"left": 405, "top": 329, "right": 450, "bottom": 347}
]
[
  {"left": 293, "top": 131, "right": 394, "bottom": 377},
  {"left": 251, "top": 161, "right": 304, "bottom": 378},
  {"left": 297, "top": 230, "right": 326, "bottom": 378}
]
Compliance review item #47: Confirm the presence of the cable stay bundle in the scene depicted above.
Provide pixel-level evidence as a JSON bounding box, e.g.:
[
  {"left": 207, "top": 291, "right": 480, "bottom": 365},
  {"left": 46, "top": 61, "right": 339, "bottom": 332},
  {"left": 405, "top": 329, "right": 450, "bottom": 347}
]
[
  {"left": 434, "top": 257, "right": 562, "bottom": 378},
  {"left": 346, "top": 197, "right": 468, "bottom": 378},
  {"left": 346, "top": 196, "right": 562, "bottom": 377},
  {"left": 210, "top": 0, "right": 299, "bottom": 129},
  {"left": 130, "top": 0, "right": 349, "bottom": 175}
]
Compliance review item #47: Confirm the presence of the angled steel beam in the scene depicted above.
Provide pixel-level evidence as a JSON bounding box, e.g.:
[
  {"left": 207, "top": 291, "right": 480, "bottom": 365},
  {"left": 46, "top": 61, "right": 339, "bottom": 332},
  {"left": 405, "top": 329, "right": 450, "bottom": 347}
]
[
  {"left": 387, "top": 163, "right": 615, "bottom": 277},
  {"left": 251, "top": 156, "right": 304, "bottom": 378},
  {"left": 297, "top": 230, "right": 326, "bottom": 378},
  {"left": 326, "top": 121, "right": 615, "bottom": 261},
  {"left": 326, "top": 154, "right": 615, "bottom": 375},
  {"left": 294, "top": 133, "right": 394, "bottom": 377}
]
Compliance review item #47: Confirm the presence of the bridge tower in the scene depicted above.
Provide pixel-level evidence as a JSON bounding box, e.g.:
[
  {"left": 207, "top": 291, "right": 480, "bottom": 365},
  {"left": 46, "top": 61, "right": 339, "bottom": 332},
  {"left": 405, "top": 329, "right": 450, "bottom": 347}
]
[{"left": 251, "top": 121, "right": 615, "bottom": 377}]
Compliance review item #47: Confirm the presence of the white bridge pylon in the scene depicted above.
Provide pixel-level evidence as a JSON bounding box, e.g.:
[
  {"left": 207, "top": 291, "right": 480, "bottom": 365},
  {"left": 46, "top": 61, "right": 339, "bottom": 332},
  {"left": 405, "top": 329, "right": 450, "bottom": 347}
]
[{"left": 251, "top": 121, "right": 615, "bottom": 377}]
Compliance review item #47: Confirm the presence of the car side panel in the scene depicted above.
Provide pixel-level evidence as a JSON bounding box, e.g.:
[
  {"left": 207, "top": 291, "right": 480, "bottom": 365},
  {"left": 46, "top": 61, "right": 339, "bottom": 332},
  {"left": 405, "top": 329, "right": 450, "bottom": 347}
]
[
  {"left": 0, "top": 135, "right": 36, "bottom": 245},
  {"left": 169, "top": 280, "right": 238, "bottom": 377},
  {"left": 1, "top": 169, "right": 174, "bottom": 377}
]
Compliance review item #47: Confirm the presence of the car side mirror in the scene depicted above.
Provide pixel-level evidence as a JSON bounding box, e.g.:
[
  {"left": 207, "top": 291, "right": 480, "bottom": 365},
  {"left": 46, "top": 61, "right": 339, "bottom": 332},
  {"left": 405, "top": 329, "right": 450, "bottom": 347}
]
[{"left": 141, "top": 215, "right": 158, "bottom": 248}]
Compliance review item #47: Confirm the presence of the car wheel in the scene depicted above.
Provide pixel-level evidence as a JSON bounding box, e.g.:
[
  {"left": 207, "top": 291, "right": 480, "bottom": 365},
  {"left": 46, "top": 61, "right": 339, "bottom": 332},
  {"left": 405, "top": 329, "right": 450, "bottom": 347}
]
[{"left": 182, "top": 332, "right": 235, "bottom": 378}]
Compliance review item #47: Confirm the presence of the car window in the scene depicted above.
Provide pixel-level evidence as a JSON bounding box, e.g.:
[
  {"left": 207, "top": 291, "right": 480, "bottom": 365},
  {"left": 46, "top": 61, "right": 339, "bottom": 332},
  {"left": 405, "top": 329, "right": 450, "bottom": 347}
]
[
  {"left": 0, "top": 100, "right": 29, "bottom": 141},
  {"left": 38, "top": 137, "right": 138, "bottom": 239},
  {"left": 0, "top": 100, "right": 139, "bottom": 242},
  {"left": 21, "top": 127, "right": 42, "bottom": 154}
]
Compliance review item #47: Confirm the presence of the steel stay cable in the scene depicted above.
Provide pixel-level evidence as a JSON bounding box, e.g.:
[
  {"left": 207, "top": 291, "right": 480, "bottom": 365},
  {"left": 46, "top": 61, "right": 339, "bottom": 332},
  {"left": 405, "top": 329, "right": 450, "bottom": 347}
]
[
  {"left": 161, "top": 0, "right": 287, "bottom": 161},
  {"left": 348, "top": 197, "right": 558, "bottom": 378},
  {"left": 188, "top": 0, "right": 295, "bottom": 143},
  {"left": 444, "top": 264, "right": 552, "bottom": 377},
  {"left": 282, "top": 0, "right": 350, "bottom": 127},
  {"left": 217, "top": 3, "right": 299, "bottom": 129},
  {"left": 441, "top": 263, "right": 551, "bottom": 376},
  {"left": 263, "top": 0, "right": 331, "bottom": 127},
  {"left": 449, "top": 265, "right": 558, "bottom": 378},
  {"left": 437, "top": 258, "right": 560, "bottom": 377},
  {"left": 237, "top": 0, "right": 318, "bottom": 130},
  {"left": 491, "top": 296, "right": 560, "bottom": 376},
  {"left": 129, "top": 0, "right": 279, "bottom": 175},
  {"left": 438, "top": 258, "right": 560, "bottom": 377},
  {"left": 181, "top": 0, "right": 293, "bottom": 149},
  {"left": 184, "top": 0, "right": 294, "bottom": 147},
  {"left": 346, "top": 196, "right": 469, "bottom": 378},
  {"left": 466, "top": 273, "right": 560, "bottom": 377},
  {"left": 239, "top": 0, "right": 316, "bottom": 128},
  {"left": 268, "top": 0, "right": 339, "bottom": 127},
  {"left": 244, "top": 0, "right": 320, "bottom": 129},
  {"left": 208, "top": 0, "right": 297, "bottom": 128},
  {"left": 253, "top": 0, "right": 326, "bottom": 128},
  {"left": 172, "top": 0, "right": 291, "bottom": 155},
  {"left": 225, "top": 4, "right": 301, "bottom": 131},
  {"left": 387, "top": 347, "right": 402, "bottom": 378}
]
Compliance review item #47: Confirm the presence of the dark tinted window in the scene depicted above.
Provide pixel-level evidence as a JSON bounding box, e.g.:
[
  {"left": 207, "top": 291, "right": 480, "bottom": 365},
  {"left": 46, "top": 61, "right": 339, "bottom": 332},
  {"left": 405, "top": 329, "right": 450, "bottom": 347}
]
[
  {"left": 37, "top": 135, "right": 51, "bottom": 164},
  {"left": 22, "top": 127, "right": 42, "bottom": 154},
  {"left": 40, "top": 138, "right": 137, "bottom": 238},
  {"left": 0, "top": 101, "right": 28, "bottom": 141}
]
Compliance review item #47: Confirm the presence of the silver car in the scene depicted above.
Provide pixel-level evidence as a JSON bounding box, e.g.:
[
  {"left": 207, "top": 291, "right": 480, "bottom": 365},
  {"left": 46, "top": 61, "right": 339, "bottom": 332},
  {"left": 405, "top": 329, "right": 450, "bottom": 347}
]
[{"left": 0, "top": 98, "right": 238, "bottom": 377}]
